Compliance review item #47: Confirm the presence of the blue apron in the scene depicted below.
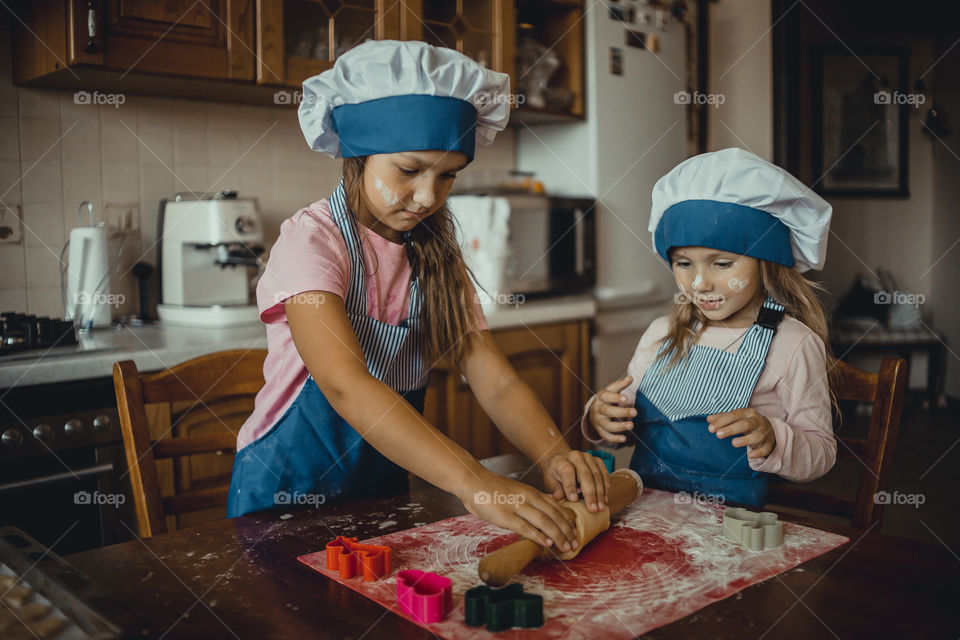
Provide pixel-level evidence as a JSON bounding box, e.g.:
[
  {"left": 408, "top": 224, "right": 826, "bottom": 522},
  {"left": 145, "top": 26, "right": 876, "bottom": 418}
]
[
  {"left": 629, "top": 297, "right": 785, "bottom": 507},
  {"left": 227, "top": 181, "right": 429, "bottom": 517}
]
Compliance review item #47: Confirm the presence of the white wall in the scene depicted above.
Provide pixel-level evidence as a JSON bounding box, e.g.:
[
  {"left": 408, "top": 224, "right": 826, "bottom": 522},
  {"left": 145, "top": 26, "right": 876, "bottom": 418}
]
[{"left": 707, "top": 0, "right": 773, "bottom": 159}]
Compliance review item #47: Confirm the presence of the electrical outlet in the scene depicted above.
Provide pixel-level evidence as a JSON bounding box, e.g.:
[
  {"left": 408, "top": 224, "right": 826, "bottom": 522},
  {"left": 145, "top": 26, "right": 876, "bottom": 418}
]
[
  {"left": 104, "top": 202, "right": 140, "bottom": 233},
  {"left": 0, "top": 203, "right": 22, "bottom": 244}
]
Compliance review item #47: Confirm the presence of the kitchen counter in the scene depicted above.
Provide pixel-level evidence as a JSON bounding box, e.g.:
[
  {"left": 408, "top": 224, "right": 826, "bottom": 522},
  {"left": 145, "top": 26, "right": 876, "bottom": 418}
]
[
  {"left": 0, "top": 323, "right": 268, "bottom": 389},
  {"left": 483, "top": 293, "right": 595, "bottom": 330},
  {"left": 0, "top": 296, "right": 596, "bottom": 389}
]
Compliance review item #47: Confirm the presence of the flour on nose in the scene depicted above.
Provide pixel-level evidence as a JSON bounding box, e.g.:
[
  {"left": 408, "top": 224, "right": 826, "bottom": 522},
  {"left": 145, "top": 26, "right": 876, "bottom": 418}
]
[
  {"left": 375, "top": 178, "right": 399, "bottom": 207},
  {"left": 692, "top": 274, "right": 703, "bottom": 289},
  {"left": 727, "top": 277, "right": 749, "bottom": 291}
]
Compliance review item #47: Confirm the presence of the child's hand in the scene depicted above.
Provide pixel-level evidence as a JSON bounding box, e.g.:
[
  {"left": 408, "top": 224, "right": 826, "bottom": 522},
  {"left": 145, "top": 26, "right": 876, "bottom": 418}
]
[
  {"left": 461, "top": 471, "right": 579, "bottom": 552},
  {"left": 541, "top": 451, "right": 610, "bottom": 513},
  {"left": 587, "top": 376, "right": 636, "bottom": 444},
  {"left": 707, "top": 408, "right": 776, "bottom": 458}
]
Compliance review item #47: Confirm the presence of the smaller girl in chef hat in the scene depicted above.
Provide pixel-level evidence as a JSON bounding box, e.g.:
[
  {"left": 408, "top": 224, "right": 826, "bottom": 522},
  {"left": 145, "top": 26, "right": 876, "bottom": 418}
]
[
  {"left": 228, "top": 41, "right": 609, "bottom": 554},
  {"left": 584, "top": 148, "right": 838, "bottom": 508}
]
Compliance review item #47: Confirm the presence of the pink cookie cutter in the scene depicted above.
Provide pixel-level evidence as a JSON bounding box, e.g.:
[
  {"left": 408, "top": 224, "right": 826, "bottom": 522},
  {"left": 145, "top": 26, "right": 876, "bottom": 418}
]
[
  {"left": 396, "top": 569, "right": 453, "bottom": 623},
  {"left": 325, "top": 536, "right": 392, "bottom": 581}
]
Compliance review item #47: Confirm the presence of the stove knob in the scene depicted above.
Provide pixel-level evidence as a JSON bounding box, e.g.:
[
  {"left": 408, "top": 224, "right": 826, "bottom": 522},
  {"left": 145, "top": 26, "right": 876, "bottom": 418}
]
[
  {"left": 33, "top": 424, "right": 53, "bottom": 443},
  {"left": 64, "top": 419, "right": 84, "bottom": 438},
  {"left": 93, "top": 414, "right": 111, "bottom": 432},
  {"left": 1, "top": 428, "right": 23, "bottom": 447}
]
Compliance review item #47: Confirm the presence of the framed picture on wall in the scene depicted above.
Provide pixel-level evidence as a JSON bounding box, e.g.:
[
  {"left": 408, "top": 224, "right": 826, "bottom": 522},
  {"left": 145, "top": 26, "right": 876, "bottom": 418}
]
[{"left": 811, "top": 46, "right": 910, "bottom": 197}]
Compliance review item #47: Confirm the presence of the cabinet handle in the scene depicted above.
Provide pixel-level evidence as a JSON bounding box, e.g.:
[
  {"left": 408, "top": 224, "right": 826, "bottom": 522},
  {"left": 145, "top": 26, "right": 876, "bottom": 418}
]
[{"left": 85, "top": 1, "right": 98, "bottom": 54}]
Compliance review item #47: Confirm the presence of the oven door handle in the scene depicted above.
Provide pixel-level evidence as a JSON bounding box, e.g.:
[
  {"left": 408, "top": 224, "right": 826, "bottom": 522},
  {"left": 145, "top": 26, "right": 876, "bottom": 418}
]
[{"left": 0, "top": 463, "right": 115, "bottom": 493}]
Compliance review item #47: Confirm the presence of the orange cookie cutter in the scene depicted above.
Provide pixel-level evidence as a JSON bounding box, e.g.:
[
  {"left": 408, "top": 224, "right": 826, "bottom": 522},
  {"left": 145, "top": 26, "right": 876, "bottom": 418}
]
[{"left": 325, "top": 536, "right": 392, "bottom": 581}]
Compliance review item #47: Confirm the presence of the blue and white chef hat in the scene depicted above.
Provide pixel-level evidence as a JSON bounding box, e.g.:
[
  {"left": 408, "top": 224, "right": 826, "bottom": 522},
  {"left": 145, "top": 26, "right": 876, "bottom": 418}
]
[
  {"left": 298, "top": 40, "right": 511, "bottom": 162},
  {"left": 649, "top": 148, "right": 833, "bottom": 272}
]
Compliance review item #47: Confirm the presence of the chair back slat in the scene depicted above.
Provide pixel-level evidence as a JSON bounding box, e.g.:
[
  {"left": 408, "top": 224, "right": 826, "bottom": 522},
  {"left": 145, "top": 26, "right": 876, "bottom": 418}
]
[
  {"left": 153, "top": 432, "right": 237, "bottom": 458},
  {"left": 113, "top": 350, "right": 267, "bottom": 538},
  {"left": 140, "top": 350, "right": 267, "bottom": 404},
  {"left": 765, "top": 357, "right": 906, "bottom": 530}
]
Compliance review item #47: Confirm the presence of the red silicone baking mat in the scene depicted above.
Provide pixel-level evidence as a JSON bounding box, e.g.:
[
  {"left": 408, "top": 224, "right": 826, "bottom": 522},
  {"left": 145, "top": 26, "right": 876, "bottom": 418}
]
[{"left": 298, "top": 489, "right": 849, "bottom": 639}]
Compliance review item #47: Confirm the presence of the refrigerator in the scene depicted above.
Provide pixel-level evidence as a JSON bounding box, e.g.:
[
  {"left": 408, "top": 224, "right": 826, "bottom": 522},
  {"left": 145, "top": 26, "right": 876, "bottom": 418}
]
[{"left": 516, "top": 4, "right": 689, "bottom": 409}]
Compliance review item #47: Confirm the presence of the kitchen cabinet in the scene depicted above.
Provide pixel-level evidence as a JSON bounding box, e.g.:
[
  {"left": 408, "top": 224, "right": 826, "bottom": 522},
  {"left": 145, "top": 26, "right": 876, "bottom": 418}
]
[
  {"left": 423, "top": 319, "right": 592, "bottom": 460},
  {"left": 513, "top": 0, "right": 586, "bottom": 120},
  {"left": 14, "top": 0, "right": 256, "bottom": 84},
  {"left": 12, "top": 1, "right": 585, "bottom": 116},
  {"left": 399, "top": 0, "right": 515, "bottom": 78},
  {"left": 255, "top": 0, "right": 401, "bottom": 87}
]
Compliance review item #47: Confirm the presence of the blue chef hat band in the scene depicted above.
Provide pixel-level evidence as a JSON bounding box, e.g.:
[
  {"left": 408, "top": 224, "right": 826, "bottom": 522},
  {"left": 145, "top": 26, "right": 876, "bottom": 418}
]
[
  {"left": 654, "top": 199, "right": 795, "bottom": 268},
  {"left": 331, "top": 94, "right": 479, "bottom": 160}
]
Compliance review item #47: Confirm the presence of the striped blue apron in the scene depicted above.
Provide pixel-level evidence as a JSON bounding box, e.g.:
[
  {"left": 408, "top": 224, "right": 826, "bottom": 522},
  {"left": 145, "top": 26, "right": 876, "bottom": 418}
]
[
  {"left": 227, "top": 181, "right": 429, "bottom": 517},
  {"left": 629, "top": 297, "right": 785, "bottom": 507}
]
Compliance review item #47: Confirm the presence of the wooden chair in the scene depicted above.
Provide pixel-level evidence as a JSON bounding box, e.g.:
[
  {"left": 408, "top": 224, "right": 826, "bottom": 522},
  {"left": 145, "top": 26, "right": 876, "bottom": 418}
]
[
  {"left": 765, "top": 357, "right": 907, "bottom": 529},
  {"left": 113, "top": 349, "right": 267, "bottom": 538}
]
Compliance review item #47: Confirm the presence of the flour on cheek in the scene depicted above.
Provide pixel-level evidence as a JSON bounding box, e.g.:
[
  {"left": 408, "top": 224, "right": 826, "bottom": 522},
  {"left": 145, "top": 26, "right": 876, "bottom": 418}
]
[
  {"left": 374, "top": 178, "right": 399, "bottom": 207},
  {"left": 727, "top": 277, "right": 749, "bottom": 291}
]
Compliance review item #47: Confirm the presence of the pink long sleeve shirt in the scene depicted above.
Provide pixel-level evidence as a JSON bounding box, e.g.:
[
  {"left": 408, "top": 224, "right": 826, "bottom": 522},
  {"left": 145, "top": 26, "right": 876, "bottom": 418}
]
[{"left": 583, "top": 315, "right": 837, "bottom": 482}]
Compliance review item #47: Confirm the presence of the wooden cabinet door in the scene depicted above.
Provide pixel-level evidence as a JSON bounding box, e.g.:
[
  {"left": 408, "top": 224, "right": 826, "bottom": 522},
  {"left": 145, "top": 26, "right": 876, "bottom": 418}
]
[
  {"left": 425, "top": 320, "right": 592, "bottom": 461},
  {"left": 256, "top": 0, "right": 401, "bottom": 87},
  {"left": 95, "top": 0, "right": 256, "bottom": 80},
  {"left": 400, "top": 0, "right": 515, "bottom": 78}
]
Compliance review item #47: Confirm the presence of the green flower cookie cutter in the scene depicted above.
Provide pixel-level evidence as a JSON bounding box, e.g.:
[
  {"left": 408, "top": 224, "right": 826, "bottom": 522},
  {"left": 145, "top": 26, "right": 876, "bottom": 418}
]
[
  {"left": 722, "top": 507, "right": 784, "bottom": 551},
  {"left": 464, "top": 583, "right": 543, "bottom": 632}
]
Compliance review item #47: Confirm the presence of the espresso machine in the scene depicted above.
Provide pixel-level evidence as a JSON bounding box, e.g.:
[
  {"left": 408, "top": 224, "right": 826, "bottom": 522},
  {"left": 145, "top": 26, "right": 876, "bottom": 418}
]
[{"left": 157, "top": 190, "right": 265, "bottom": 327}]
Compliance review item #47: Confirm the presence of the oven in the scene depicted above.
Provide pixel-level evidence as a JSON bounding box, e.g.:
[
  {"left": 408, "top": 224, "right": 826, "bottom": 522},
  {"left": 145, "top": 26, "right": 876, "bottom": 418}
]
[{"left": 0, "top": 377, "right": 135, "bottom": 554}]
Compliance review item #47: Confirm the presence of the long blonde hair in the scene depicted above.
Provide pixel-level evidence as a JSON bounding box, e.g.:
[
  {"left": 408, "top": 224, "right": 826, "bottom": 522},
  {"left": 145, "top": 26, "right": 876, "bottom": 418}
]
[
  {"left": 341, "top": 157, "right": 482, "bottom": 365},
  {"left": 659, "top": 260, "right": 840, "bottom": 416}
]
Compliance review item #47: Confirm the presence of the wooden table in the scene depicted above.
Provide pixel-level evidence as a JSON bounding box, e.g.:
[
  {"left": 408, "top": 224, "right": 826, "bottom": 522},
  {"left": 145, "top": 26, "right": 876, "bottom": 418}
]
[{"left": 66, "top": 455, "right": 960, "bottom": 639}]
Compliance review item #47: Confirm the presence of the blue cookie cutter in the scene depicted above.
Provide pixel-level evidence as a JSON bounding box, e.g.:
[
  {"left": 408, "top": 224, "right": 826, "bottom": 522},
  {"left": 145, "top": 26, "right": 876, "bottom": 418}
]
[{"left": 583, "top": 448, "right": 615, "bottom": 473}]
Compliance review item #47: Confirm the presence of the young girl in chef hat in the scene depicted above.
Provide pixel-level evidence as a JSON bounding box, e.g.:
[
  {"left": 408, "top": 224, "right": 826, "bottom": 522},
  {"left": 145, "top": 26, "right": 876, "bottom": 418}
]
[
  {"left": 228, "top": 40, "right": 608, "bottom": 554},
  {"left": 584, "top": 148, "right": 838, "bottom": 508}
]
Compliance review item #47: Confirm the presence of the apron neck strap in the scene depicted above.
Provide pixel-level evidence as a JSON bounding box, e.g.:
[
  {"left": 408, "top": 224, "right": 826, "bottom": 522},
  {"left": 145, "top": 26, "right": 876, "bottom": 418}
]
[{"left": 755, "top": 297, "right": 786, "bottom": 331}]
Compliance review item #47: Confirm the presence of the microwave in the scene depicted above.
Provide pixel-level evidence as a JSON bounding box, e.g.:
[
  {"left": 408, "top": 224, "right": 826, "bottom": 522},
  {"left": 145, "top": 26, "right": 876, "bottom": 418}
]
[{"left": 449, "top": 193, "right": 596, "bottom": 301}]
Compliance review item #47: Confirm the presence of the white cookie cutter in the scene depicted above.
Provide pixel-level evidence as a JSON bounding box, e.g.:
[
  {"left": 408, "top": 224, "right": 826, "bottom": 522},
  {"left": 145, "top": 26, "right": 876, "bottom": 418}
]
[{"left": 722, "top": 507, "right": 784, "bottom": 551}]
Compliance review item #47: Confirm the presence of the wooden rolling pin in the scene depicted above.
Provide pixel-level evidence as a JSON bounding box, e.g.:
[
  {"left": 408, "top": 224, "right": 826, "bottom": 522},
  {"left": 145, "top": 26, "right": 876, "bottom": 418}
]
[{"left": 477, "top": 468, "right": 643, "bottom": 586}]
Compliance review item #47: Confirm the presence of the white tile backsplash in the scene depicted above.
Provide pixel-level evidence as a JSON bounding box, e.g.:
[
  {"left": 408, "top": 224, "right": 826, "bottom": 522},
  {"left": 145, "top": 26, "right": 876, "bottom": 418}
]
[
  {"left": 22, "top": 203, "right": 64, "bottom": 249},
  {"left": 102, "top": 162, "right": 140, "bottom": 203},
  {"left": 0, "top": 244, "right": 26, "bottom": 290},
  {"left": 19, "top": 88, "right": 58, "bottom": 120},
  {"left": 61, "top": 116, "right": 101, "bottom": 163},
  {"left": 2, "top": 79, "right": 516, "bottom": 319},
  {"left": 0, "top": 287, "right": 26, "bottom": 311},
  {"left": 0, "top": 116, "right": 18, "bottom": 160},
  {"left": 19, "top": 117, "right": 61, "bottom": 162},
  {"left": 0, "top": 159, "right": 22, "bottom": 205},
  {"left": 25, "top": 285, "right": 63, "bottom": 317},
  {"left": 20, "top": 161, "right": 62, "bottom": 205},
  {"left": 61, "top": 162, "right": 102, "bottom": 229},
  {"left": 24, "top": 245, "right": 61, "bottom": 287},
  {"left": 100, "top": 109, "right": 139, "bottom": 162}
]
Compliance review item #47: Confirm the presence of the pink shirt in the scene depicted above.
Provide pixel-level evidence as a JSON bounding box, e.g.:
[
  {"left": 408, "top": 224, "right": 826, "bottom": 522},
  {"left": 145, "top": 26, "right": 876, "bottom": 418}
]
[
  {"left": 236, "top": 199, "right": 488, "bottom": 450},
  {"left": 583, "top": 315, "right": 836, "bottom": 482}
]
